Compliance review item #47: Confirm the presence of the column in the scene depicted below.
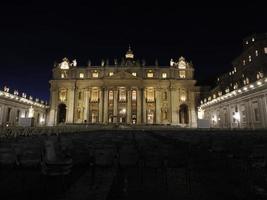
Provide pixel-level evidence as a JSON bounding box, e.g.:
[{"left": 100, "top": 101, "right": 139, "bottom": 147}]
[
  {"left": 66, "top": 88, "right": 75, "bottom": 123},
  {"left": 48, "top": 89, "right": 57, "bottom": 125},
  {"left": 127, "top": 89, "right": 131, "bottom": 124},
  {"left": 258, "top": 97, "right": 266, "bottom": 128},
  {"left": 137, "top": 88, "right": 142, "bottom": 124},
  {"left": 247, "top": 100, "right": 254, "bottom": 129},
  {"left": 103, "top": 88, "right": 109, "bottom": 124},
  {"left": 171, "top": 88, "right": 178, "bottom": 125},
  {"left": 113, "top": 89, "right": 118, "bottom": 123},
  {"left": 84, "top": 89, "right": 89, "bottom": 123},
  {"left": 190, "top": 92, "right": 197, "bottom": 128},
  {"left": 142, "top": 88, "right": 146, "bottom": 124},
  {"left": 98, "top": 88, "right": 103, "bottom": 123},
  {"left": 155, "top": 88, "right": 161, "bottom": 124},
  {"left": 167, "top": 88, "right": 172, "bottom": 123}
]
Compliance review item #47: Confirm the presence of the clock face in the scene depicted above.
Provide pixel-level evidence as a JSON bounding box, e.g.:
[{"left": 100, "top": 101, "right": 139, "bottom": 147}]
[{"left": 60, "top": 61, "right": 69, "bottom": 69}]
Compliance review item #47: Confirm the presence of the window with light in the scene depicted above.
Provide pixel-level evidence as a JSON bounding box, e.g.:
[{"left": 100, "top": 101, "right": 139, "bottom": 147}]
[
  {"left": 179, "top": 71, "right": 186, "bottom": 78},
  {"left": 132, "top": 90, "right": 137, "bottom": 101},
  {"left": 132, "top": 72, "right": 137, "bottom": 77},
  {"left": 162, "top": 73, "right": 167, "bottom": 78},
  {"left": 108, "top": 90, "right": 113, "bottom": 100},
  {"left": 91, "top": 89, "right": 99, "bottom": 102},
  {"left": 146, "top": 88, "right": 155, "bottom": 102},
  {"left": 109, "top": 72, "right": 114, "bottom": 76},
  {"left": 92, "top": 71, "right": 99, "bottom": 78},
  {"left": 147, "top": 72, "right": 154, "bottom": 78},
  {"left": 79, "top": 73, "right": 84, "bottom": 78},
  {"left": 119, "top": 88, "right": 126, "bottom": 102}
]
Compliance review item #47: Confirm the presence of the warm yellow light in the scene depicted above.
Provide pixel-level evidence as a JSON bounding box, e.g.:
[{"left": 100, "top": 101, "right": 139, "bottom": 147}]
[
  {"left": 92, "top": 72, "right": 99, "bottom": 78},
  {"left": 180, "top": 95, "right": 186, "bottom": 101},
  {"left": 79, "top": 73, "right": 84, "bottom": 78},
  {"left": 179, "top": 70, "right": 186, "bottom": 78},
  {"left": 60, "top": 60, "right": 69, "bottom": 69},
  {"left": 147, "top": 73, "right": 153, "bottom": 78}
]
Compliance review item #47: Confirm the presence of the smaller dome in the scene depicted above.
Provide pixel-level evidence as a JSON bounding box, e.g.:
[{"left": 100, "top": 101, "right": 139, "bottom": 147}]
[{"left": 125, "top": 45, "right": 134, "bottom": 59}]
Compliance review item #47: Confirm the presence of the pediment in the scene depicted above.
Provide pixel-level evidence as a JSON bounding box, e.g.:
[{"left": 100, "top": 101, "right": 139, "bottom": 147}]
[{"left": 105, "top": 71, "right": 139, "bottom": 80}]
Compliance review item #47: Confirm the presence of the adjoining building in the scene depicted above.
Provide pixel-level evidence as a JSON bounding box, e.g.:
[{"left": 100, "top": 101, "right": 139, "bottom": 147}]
[
  {"left": 0, "top": 86, "right": 48, "bottom": 127},
  {"left": 199, "top": 33, "right": 267, "bottom": 129},
  {"left": 48, "top": 47, "right": 201, "bottom": 127}
]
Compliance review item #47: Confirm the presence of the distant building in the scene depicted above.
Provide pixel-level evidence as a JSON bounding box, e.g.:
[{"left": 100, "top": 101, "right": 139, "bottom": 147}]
[
  {"left": 48, "top": 47, "right": 201, "bottom": 126},
  {"left": 199, "top": 33, "right": 267, "bottom": 129},
  {"left": 0, "top": 87, "right": 48, "bottom": 127}
]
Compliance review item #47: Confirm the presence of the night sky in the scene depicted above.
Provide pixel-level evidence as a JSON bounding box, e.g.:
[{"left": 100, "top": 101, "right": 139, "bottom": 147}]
[{"left": 0, "top": 2, "right": 266, "bottom": 101}]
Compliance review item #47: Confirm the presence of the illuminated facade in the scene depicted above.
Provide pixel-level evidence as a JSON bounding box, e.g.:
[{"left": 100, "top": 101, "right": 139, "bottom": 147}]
[
  {"left": 200, "top": 33, "right": 267, "bottom": 129},
  {"left": 0, "top": 87, "right": 48, "bottom": 126},
  {"left": 48, "top": 47, "right": 200, "bottom": 127}
]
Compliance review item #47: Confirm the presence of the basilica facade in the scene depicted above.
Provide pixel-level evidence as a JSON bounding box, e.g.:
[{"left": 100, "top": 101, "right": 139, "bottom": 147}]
[{"left": 48, "top": 47, "right": 200, "bottom": 127}]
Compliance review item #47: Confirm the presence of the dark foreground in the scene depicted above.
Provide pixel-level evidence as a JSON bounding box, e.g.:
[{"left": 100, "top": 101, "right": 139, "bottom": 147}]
[{"left": 1, "top": 129, "right": 267, "bottom": 200}]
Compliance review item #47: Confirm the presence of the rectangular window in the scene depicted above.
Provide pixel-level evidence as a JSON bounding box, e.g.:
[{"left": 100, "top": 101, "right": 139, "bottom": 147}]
[
  {"left": 243, "top": 60, "right": 246, "bottom": 66},
  {"left": 264, "top": 47, "right": 267, "bottom": 54},
  {"left": 61, "top": 73, "right": 65, "bottom": 78},
  {"left": 109, "top": 72, "right": 114, "bottom": 76},
  {"left": 147, "top": 72, "right": 153, "bottom": 78},
  {"left": 91, "top": 89, "right": 99, "bottom": 102},
  {"left": 146, "top": 88, "right": 155, "bottom": 102},
  {"left": 132, "top": 90, "right": 137, "bottom": 101},
  {"left": 162, "top": 73, "right": 167, "bottom": 78},
  {"left": 92, "top": 71, "right": 99, "bottom": 78},
  {"left": 108, "top": 90, "right": 113, "bottom": 101},
  {"left": 179, "top": 70, "right": 186, "bottom": 78},
  {"left": 119, "top": 88, "right": 126, "bottom": 102},
  {"left": 132, "top": 72, "right": 137, "bottom": 77},
  {"left": 79, "top": 73, "right": 84, "bottom": 78},
  {"left": 248, "top": 55, "right": 252, "bottom": 62},
  {"left": 255, "top": 50, "right": 259, "bottom": 56}
]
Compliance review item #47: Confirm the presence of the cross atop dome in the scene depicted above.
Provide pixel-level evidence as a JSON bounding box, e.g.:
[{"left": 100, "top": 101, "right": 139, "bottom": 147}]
[{"left": 125, "top": 45, "right": 134, "bottom": 59}]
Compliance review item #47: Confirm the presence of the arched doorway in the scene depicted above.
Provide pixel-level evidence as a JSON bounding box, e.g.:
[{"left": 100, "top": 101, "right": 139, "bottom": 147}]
[
  {"left": 179, "top": 104, "right": 189, "bottom": 124},
  {"left": 57, "top": 104, "right": 66, "bottom": 124}
]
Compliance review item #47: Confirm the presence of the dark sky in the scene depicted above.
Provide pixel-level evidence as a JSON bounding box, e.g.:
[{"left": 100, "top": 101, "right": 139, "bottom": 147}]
[{"left": 0, "top": 2, "right": 266, "bottom": 101}]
